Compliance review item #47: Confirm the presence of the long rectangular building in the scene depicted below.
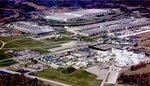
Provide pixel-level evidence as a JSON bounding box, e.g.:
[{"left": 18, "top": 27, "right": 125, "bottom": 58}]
[
  {"left": 8, "top": 21, "right": 55, "bottom": 35},
  {"left": 66, "top": 18, "right": 150, "bottom": 37},
  {"left": 43, "top": 9, "right": 118, "bottom": 22},
  {"left": 66, "top": 18, "right": 134, "bottom": 33}
]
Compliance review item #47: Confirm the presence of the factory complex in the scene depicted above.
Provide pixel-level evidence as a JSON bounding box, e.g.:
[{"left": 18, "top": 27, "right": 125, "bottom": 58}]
[{"left": 1, "top": 7, "right": 150, "bottom": 86}]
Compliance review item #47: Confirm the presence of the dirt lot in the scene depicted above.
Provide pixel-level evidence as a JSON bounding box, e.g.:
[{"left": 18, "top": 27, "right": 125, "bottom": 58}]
[{"left": 122, "top": 64, "right": 150, "bottom": 75}]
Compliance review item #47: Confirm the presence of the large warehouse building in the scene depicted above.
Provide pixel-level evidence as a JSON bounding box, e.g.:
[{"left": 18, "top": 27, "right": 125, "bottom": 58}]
[
  {"left": 8, "top": 21, "right": 55, "bottom": 35},
  {"left": 43, "top": 9, "right": 119, "bottom": 22},
  {"left": 65, "top": 18, "right": 150, "bottom": 37}
]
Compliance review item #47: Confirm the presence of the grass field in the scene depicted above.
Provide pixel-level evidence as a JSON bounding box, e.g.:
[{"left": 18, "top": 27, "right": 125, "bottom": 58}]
[
  {"left": 78, "top": 36, "right": 99, "bottom": 42},
  {"left": 0, "top": 42, "right": 2, "bottom": 47},
  {"left": 0, "top": 36, "right": 72, "bottom": 50},
  {"left": 0, "top": 36, "right": 17, "bottom": 42},
  {"left": 45, "top": 36, "right": 74, "bottom": 45},
  {"left": 0, "top": 36, "right": 54, "bottom": 49},
  {"left": 4, "top": 37, "right": 48, "bottom": 48},
  {"left": 0, "top": 59, "right": 17, "bottom": 67},
  {"left": 0, "top": 50, "right": 11, "bottom": 60},
  {"left": 31, "top": 48, "right": 50, "bottom": 54},
  {"left": 34, "top": 68, "right": 101, "bottom": 86},
  {"left": 0, "top": 50, "right": 17, "bottom": 67}
]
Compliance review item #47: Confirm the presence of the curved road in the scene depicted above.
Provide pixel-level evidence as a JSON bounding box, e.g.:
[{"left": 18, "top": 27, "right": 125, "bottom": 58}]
[{"left": 0, "top": 40, "right": 6, "bottom": 49}]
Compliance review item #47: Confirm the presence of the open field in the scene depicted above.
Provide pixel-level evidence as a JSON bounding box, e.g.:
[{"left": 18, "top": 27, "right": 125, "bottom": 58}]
[
  {"left": 0, "top": 36, "right": 60, "bottom": 50},
  {"left": 45, "top": 36, "right": 74, "bottom": 45},
  {"left": 0, "top": 50, "right": 11, "bottom": 60},
  {"left": 0, "top": 42, "right": 2, "bottom": 47},
  {"left": 34, "top": 68, "right": 101, "bottom": 86},
  {"left": 31, "top": 48, "right": 50, "bottom": 54},
  {"left": 0, "top": 36, "right": 17, "bottom": 42},
  {"left": 79, "top": 36, "right": 95, "bottom": 42},
  {"left": 0, "top": 50, "right": 17, "bottom": 67},
  {"left": 0, "top": 59, "right": 17, "bottom": 67},
  {"left": 0, "top": 36, "right": 73, "bottom": 50},
  {"left": 78, "top": 36, "right": 100, "bottom": 42},
  {"left": 4, "top": 37, "right": 48, "bottom": 48},
  {"left": 44, "top": 34, "right": 73, "bottom": 45}
]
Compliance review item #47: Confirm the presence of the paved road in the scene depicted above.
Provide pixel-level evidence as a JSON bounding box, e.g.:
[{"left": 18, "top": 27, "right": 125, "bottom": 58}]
[
  {"left": 100, "top": 65, "right": 122, "bottom": 86},
  {"left": 0, "top": 40, "right": 6, "bottom": 49},
  {"left": 118, "top": 30, "right": 150, "bottom": 38},
  {"left": 0, "top": 38, "right": 20, "bottom": 50},
  {"left": 100, "top": 65, "right": 114, "bottom": 86}
]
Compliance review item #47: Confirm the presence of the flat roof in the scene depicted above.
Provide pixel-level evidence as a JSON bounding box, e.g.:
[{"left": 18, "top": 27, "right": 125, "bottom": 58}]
[
  {"left": 64, "top": 9, "right": 112, "bottom": 16},
  {"left": 76, "top": 18, "right": 150, "bottom": 36},
  {"left": 13, "top": 21, "right": 55, "bottom": 34},
  {"left": 47, "top": 13, "right": 81, "bottom": 19},
  {"left": 45, "top": 9, "right": 113, "bottom": 20},
  {"left": 71, "top": 18, "right": 134, "bottom": 31}
]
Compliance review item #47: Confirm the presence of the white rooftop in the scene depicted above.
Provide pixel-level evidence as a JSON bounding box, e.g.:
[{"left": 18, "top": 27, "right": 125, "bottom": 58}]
[
  {"left": 13, "top": 21, "right": 55, "bottom": 34},
  {"left": 71, "top": 18, "right": 134, "bottom": 31},
  {"left": 45, "top": 9, "right": 113, "bottom": 20},
  {"left": 64, "top": 9, "right": 112, "bottom": 16},
  {"left": 47, "top": 13, "right": 81, "bottom": 19}
]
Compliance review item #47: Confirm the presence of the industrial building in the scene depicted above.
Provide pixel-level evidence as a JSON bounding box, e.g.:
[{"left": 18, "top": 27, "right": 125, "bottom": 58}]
[
  {"left": 43, "top": 9, "right": 119, "bottom": 22},
  {"left": 66, "top": 18, "right": 150, "bottom": 37},
  {"left": 7, "top": 21, "right": 55, "bottom": 35},
  {"left": 96, "top": 48, "right": 148, "bottom": 67}
]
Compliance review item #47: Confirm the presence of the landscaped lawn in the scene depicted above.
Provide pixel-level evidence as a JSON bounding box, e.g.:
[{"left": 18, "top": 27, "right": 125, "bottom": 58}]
[
  {"left": 0, "top": 50, "right": 11, "bottom": 61},
  {"left": 50, "top": 36, "right": 73, "bottom": 42},
  {"left": 0, "top": 42, "right": 2, "bottom": 47},
  {"left": 0, "top": 59, "right": 18, "bottom": 67},
  {"left": 34, "top": 68, "right": 101, "bottom": 86},
  {"left": 1, "top": 36, "right": 71, "bottom": 50},
  {"left": 78, "top": 36, "right": 99, "bottom": 42},
  {"left": 31, "top": 48, "right": 50, "bottom": 54},
  {"left": 0, "top": 36, "right": 17, "bottom": 42},
  {"left": 45, "top": 36, "right": 74, "bottom": 45},
  {"left": 4, "top": 37, "right": 48, "bottom": 48},
  {"left": 0, "top": 50, "right": 17, "bottom": 67}
]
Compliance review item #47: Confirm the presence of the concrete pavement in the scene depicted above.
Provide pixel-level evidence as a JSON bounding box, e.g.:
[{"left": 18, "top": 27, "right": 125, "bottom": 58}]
[{"left": 100, "top": 65, "right": 122, "bottom": 86}]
